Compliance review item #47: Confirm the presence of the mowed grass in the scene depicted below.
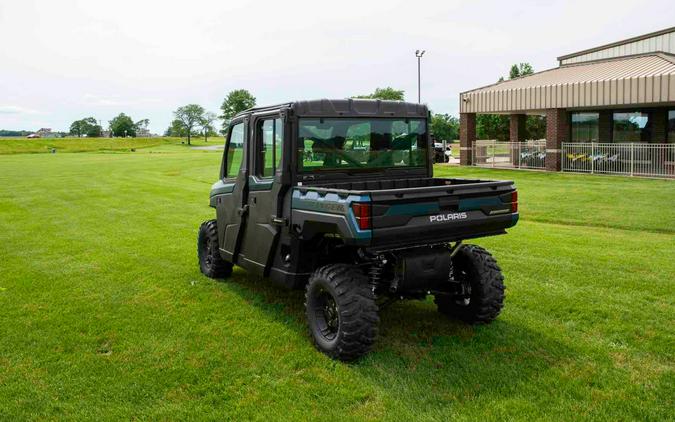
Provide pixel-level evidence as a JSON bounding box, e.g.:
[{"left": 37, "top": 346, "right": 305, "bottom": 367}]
[
  {"left": 0, "top": 136, "right": 222, "bottom": 154},
  {"left": 0, "top": 145, "right": 673, "bottom": 420}
]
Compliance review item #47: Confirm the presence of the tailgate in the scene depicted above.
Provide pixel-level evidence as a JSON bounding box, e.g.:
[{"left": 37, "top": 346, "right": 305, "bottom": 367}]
[{"left": 369, "top": 178, "right": 518, "bottom": 249}]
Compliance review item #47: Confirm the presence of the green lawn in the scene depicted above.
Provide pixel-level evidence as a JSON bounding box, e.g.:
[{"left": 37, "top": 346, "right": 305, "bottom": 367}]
[{"left": 0, "top": 145, "right": 673, "bottom": 420}]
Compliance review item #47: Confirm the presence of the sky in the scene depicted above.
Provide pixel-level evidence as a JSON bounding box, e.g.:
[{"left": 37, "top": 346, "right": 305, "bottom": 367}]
[{"left": 1, "top": 0, "right": 674, "bottom": 134}]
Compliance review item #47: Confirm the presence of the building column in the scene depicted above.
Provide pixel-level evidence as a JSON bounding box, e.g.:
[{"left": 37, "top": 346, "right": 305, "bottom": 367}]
[
  {"left": 510, "top": 114, "right": 527, "bottom": 142},
  {"left": 545, "top": 109, "right": 568, "bottom": 171},
  {"left": 460, "top": 113, "right": 476, "bottom": 166},
  {"left": 598, "top": 110, "right": 612, "bottom": 143}
]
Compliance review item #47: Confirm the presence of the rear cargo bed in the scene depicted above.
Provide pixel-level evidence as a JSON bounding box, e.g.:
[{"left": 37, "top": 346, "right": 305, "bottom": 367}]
[{"left": 299, "top": 177, "right": 519, "bottom": 250}]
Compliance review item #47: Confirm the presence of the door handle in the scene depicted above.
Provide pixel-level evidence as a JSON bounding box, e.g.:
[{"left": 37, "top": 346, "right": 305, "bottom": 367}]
[
  {"left": 237, "top": 205, "right": 249, "bottom": 216},
  {"left": 270, "top": 216, "right": 287, "bottom": 226}
]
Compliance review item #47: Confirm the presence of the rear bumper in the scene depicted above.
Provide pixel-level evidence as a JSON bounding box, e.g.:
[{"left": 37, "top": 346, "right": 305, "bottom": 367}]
[{"left": 368, "top": 212, "right": 518, "bottom": 250}]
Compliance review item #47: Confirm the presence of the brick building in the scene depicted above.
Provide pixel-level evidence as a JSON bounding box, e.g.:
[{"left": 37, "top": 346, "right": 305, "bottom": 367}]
[{"left": 459, "top": 27, "right": 675, "bottom": 172}]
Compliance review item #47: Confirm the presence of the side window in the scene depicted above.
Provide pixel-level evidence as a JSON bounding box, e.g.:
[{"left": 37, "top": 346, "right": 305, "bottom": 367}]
[
  {"left": 257, "top": 118, "right": 284, "bottom": 178},
  {"left": 224, "top": 123, "right": 245, "bottom": 179}
]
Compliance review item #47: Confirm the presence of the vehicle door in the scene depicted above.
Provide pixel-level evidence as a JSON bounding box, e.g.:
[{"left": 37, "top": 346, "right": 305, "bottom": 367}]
[
  {"left": 214, "top": 118, "right": 249, "bottom": 263},
  {"left": 237, "top": 112, "right": 287, "bottom": 275}
]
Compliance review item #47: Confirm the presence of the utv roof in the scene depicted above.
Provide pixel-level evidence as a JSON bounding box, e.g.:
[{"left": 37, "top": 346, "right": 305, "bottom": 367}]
[{"left": 235, "top": 99, "right": 428, "bottom": 119}]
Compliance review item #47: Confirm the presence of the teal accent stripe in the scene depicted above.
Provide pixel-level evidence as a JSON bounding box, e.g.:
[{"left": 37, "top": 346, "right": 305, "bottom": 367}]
[
  {"left": 291, "top": 189, "right": 372, "bottom": 240},
  {"left": 458, "top": 197, "right": 502, "bottom": 211},
  {"left": 385, "top": 202, "right": 439, "bottom": 216}
]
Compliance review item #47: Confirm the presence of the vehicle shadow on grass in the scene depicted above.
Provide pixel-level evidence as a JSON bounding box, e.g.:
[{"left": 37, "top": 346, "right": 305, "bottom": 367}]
[{"left": 225, "top": 270, "right": 574, "bottom": 405}]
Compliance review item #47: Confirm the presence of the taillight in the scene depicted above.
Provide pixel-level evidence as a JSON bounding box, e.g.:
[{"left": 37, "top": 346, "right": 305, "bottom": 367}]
[
  {"left": 510, "top": 191, "right": 518, "bottom": 213},
  {"left": 351, "top": 202, "right": 371, "bottom": 230}
]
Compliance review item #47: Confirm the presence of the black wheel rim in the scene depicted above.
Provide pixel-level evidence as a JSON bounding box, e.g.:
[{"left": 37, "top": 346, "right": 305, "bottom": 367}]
[{"left": 312, "top": 287, "right": 339, "bottom": 341}]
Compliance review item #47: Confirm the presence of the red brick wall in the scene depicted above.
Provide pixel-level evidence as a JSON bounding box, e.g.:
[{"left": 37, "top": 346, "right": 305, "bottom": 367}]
[
  {"left": 460, "top": 113, "right": 476, "bottom": 165},
  {"left": 545, "top": 109, "right": 568, "bottom": 171}
]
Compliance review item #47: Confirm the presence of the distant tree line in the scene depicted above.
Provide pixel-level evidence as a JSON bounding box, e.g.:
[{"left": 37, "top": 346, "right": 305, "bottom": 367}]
[
  {"left": 0, "top": 129, "right": 33, "bottom": 137},
  {"left": 352, "top": 87, "right": 405, "bottom": 101},
  {"left": 67, "top": 113, "right": 150, "bottom": 138}
]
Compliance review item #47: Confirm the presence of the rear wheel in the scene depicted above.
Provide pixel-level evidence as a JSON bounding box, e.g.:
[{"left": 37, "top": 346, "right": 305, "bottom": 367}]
[
  {"left": 305, "top": 264, "right": 379, "bottom": 362},
  {"left": 198, "top": 220, "right": 232, "bottom": 279},
  {"left": 435, "top": 245, "right": 505, "bottom": 324}
]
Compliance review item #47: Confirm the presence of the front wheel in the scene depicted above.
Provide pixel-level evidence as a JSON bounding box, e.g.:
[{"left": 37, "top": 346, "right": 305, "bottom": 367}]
[
  {"left": 197, "top": 220, "right": 233, "bottom": 279},
  {"left": 435, "top": 245, "right": 505, "bottom": 324},
  {"left": 305, "top": 264, "right": 379, "bottom": 362}
]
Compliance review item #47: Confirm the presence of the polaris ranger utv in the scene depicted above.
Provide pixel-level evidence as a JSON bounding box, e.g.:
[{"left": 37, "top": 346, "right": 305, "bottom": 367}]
[{"left": 198, "top": 99, "right": 518, "bottom": 361}]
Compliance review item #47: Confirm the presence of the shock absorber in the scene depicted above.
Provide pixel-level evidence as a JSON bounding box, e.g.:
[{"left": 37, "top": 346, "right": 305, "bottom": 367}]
[{"left": 368, "top": 255, "right": 387, "bottom": 290}]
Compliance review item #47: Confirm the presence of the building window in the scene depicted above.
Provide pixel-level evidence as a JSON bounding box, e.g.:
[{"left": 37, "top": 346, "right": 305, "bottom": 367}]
[
  {"left": 570, "top": 112, "right": 598, "bottom": 142},
  {"left": 613, "top": 111, "right": 652, "bottom": 142},
  {"left": 668, "top": 110, "right": 675, "bottom": 143}
]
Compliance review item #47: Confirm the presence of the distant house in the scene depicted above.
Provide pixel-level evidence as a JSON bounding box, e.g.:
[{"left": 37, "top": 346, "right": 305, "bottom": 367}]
[{"left": 28, "top": 128, "right": 62, "bottom": 138}]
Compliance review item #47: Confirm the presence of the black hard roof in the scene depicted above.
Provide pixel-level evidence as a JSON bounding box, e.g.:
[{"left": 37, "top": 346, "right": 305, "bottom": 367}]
[{"left": 235, "top": 98, "right": 428, "bottom": 119}]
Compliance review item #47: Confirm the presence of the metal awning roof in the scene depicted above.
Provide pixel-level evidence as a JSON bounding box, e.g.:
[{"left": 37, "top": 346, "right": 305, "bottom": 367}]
[{"left": 459, "top": 53, "right": 675, "bottom": 114}]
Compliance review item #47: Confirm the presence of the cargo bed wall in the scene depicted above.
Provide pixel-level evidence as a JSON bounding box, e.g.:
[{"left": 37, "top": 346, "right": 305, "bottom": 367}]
[{"left": 306, "top": 177, "right": 490, "bottom": 191}]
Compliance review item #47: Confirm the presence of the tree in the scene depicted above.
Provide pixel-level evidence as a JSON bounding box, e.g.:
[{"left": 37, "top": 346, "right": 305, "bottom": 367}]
[
  {"left": 69, "top": 120, "right": 85, "bottom": 137},
  {"left": 509, "top": 63, "right": 534, "bottom": 79},
  {"left": 85, "top": 123, "right": 102, "bottom": 138},
  {"left": 174, "top": 104, "right": 205, "bottom": 145},
  {"left": 430, "top": 113, "right": 459, "bottom": 141},
  {"left": 200, "top": 112, "right": 218, "bottom": 142},
  {"left": 134, "top": 119, "right": 150, "bottom": 136},
  {"left": 353, "top": 87, "right": 405, "bottom": 101},
  {"left": 220, "top": 89, "right": 256, "bottom": 129},
  {"left": 165, "top": 119, "right": 187, "bottom": 137},
  {"left": 526, "top": 115, "right": 546, "bottom": 140},
  {"left": 477, "top": 114, "right": 509, "bottom": 141},
  {"left": 109, "top": 113, "right": 137, "bottom": 137},
  {"left": 69, "top": 117, "right": 101, "bottom": 137}
]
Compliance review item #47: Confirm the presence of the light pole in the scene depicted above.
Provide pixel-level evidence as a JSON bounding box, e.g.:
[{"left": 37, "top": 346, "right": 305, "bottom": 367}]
[{"left": 415, "top": 49, "right": 425, "bottom": 103}]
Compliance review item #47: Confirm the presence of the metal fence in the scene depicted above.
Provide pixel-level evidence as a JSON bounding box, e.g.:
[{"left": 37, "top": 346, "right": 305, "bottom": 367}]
[
  {"left": 562, "top": 143, "right": 675, "bottom": 178},
  {"left": 473, "top": 140, "right": 546, "bottom": 169}
]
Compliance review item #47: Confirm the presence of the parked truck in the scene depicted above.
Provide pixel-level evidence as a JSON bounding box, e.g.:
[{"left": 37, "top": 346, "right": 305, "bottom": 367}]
[{"left": 198, "top": 99, "right": 519, "bottom": 361}]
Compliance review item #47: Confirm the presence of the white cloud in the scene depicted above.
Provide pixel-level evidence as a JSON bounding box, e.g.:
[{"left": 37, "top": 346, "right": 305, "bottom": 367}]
[
  {"left": 82, "top": 94, "right": 160, "bottom": 107},
  {"left": 0, "top": 105, "right": 40, "bottom": 115}
]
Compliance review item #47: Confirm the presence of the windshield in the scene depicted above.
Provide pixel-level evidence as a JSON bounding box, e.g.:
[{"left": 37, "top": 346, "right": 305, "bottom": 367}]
[{"left": 298, "top": 118, "right": 427, "bottom": 172}]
